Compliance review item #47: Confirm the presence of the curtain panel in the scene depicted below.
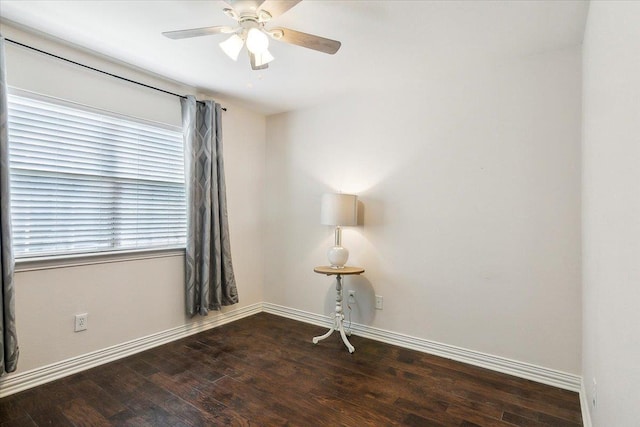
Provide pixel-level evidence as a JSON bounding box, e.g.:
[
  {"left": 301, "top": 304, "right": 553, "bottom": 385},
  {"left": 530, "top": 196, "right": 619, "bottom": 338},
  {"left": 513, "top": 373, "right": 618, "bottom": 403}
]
[
  {"left": 181, "top": 96, "right": 238, "bottom": 316},
  {"left": 0, "top": 35, "right": 19, "bottom": 375}
]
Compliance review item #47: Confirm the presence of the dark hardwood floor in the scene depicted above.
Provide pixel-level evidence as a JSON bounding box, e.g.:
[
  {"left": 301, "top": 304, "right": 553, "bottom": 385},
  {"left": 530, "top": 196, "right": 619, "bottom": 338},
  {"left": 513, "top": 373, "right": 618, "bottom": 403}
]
[{"left": 0, "top": 313, "right": 582, "bottom": 426}]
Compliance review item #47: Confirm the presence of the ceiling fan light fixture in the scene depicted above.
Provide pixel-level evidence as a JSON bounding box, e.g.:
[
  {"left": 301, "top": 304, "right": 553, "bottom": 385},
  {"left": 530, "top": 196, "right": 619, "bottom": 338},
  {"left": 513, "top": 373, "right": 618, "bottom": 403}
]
[
  {"left": 163, "top": 0, "right": 341, "bottom": 70},
  {"left": 219, "top": 34, "right": 244, "bottom": 61},
  {"left": 254, "top": 49, "right": 274, "bottom": 67},
  {"left": 246, "top": 28, "right": 269, "bottom": 54}
]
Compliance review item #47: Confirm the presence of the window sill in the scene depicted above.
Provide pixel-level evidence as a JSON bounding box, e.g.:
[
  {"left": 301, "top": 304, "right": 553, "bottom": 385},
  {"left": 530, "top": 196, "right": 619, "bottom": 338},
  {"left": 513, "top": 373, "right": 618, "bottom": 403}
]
[{"left": 14, "top": 247, "right": 185, "bottom": 272}]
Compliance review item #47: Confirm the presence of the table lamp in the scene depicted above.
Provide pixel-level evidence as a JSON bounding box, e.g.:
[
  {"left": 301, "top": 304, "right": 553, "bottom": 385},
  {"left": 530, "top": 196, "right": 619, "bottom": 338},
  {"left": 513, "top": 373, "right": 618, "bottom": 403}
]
[{"left": 321, "top": 193, "right": 357, "bottom": 269}]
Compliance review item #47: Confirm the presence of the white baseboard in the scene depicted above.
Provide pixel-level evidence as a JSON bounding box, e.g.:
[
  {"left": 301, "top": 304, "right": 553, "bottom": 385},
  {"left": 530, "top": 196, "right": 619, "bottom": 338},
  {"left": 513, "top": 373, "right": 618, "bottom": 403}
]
[
  {"left": 580, "top": 378, "right": 593, "bottom": 427},
  {"left": 262, "top": 302, "right": 582, "bottom": 393},
  {"left": 0, "top": 303, "right": 262, "bottom": 398},
  {"left": 0, "top": 301, "right": 583, "bottom": 404}
]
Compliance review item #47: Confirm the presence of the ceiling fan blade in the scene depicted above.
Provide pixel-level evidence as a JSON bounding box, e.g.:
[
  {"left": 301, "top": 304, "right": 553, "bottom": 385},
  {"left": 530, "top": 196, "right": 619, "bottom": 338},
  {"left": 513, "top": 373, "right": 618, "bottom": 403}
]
[
  {"left": 249, "top": 51, "right": 269, "bottom": 70},
  {"left": 258, "top": 1, "right": 301, "bottom": 19},
  {"left": 162, "top": 26, "right": 234, "bottom": 40},
  {"left": 271, "top": 28, "right": 341, "bottom": 54}
]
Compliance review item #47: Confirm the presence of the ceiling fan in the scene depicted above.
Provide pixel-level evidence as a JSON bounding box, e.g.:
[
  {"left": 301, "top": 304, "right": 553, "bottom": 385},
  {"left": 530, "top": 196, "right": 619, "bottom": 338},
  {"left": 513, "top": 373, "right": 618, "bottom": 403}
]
[{"left": 162, "top": 0, "right": 341, "bottom": 70}]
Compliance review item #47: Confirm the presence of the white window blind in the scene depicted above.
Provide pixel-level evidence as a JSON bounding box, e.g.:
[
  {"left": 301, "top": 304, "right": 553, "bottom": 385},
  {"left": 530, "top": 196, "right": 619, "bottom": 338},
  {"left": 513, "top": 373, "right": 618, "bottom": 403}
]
[{"left": 7, "top": 92, "right": 186, "bottom": 258}]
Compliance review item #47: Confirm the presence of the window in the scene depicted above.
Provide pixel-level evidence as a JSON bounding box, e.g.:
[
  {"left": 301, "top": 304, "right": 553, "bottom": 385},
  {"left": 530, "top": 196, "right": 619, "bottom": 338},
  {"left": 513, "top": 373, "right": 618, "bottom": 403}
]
[{"left": 7, "top": 91, "right": 186, "bottom": 258}]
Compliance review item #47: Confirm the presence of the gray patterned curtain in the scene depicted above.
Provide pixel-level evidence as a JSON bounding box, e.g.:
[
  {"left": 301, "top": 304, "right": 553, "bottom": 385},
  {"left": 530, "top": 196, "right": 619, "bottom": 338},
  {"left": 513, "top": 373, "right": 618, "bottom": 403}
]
[
  {"left": 181, "top": 96, "right": 238, "bottom": 316},
  {"left": 0, "top": 35, "right": 19, "bottom": 374}
]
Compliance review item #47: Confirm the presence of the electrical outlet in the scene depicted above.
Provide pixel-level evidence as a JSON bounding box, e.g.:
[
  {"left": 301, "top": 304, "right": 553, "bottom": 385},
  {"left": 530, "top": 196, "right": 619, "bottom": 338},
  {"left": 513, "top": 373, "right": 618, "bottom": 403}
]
[
  {"left": 375, "top": 295, "right": 383, "bottom": 310},
  {"left": 75, "top": 313, "right": 88, "bottom": 332},
  {"left": 347, "top": 290, "right": 356, "bottom": 302}
]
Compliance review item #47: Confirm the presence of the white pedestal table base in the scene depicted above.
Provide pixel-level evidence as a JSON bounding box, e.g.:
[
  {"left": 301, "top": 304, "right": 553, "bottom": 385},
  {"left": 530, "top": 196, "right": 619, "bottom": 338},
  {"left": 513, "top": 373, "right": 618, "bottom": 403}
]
[{"left": 312, "top": 274, "right": 355, "bottom": 353}]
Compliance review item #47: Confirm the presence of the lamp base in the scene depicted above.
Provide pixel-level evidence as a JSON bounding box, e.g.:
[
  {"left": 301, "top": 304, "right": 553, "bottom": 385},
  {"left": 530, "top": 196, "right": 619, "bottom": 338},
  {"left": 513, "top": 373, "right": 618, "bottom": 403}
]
[{"left": 327, "top": 245, "right": 349, "bottom": 269}]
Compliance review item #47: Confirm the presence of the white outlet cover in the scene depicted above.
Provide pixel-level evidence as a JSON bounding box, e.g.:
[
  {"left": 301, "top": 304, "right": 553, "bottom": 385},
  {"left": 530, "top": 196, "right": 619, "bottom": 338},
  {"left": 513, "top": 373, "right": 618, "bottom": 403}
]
[
  {"left": 74, "top": 313, "right": 88, "bottom": 332},
  {"left": 375, "top": 295, "right": 383, "bottom": 309}
]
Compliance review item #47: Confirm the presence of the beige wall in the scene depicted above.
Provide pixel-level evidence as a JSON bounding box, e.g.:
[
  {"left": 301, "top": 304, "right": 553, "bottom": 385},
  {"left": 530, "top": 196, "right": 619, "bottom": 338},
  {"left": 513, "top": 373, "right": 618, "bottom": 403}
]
[
  {"left": 265, "top": 47, "right": 582, "bottom": 374},
  {"left": 582, "top": 2, "right": 640, "bottom": 425},
  {"left": 2, "top": 23, "right": 266, "bottom": 373}
]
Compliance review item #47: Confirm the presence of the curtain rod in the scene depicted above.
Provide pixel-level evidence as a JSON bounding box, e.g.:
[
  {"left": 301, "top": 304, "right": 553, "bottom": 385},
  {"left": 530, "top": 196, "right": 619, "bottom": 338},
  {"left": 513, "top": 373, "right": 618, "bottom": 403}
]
[{"left": 4, "top": 38, "right": 227, "bottom": 111}]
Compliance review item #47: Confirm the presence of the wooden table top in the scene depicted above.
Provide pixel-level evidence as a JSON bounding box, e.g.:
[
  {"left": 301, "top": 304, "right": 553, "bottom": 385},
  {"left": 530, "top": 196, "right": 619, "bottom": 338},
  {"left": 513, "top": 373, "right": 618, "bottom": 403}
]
[{"left": 314, "top": 266, "right": 365, "bottom": 276}]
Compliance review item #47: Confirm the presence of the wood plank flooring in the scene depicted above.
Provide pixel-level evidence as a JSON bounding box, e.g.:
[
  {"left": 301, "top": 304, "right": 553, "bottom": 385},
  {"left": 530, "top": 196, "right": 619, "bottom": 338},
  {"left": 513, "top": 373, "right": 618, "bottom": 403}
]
[{"left": 0, "top": 313, "right": 582, "bottom": 426}]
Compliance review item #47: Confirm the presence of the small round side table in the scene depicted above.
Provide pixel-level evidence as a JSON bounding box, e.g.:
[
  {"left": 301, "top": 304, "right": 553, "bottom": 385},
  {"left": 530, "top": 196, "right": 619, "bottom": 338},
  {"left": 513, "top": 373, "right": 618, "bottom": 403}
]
[{"left": 312, "top": 266, "right": 365, "bottom": 353}]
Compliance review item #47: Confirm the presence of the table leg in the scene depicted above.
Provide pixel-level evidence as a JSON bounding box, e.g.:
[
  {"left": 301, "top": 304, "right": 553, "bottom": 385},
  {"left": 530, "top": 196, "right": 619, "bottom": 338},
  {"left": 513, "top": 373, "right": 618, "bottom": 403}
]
[
  {"left": 312, "top": 326, "right": 335, "bottom": 343},
  {"left": 311, "top": 274, "right": 355, "bottom": 353}
]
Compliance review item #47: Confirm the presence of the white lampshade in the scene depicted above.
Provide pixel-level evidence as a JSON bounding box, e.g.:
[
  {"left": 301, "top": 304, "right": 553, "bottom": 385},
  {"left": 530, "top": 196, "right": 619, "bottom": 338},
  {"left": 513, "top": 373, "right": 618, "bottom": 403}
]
[
  {"left": 219, "top": 34, "right": 244, "bottom": 61},
  {"left": 246, "top": 28, "right": 269, "bottom": 54},
  {"left": 253, "top": 49, "right": 274, "bottom": 67},
  {"left": 321, "top": 193, "right": 357, "bottom": 226}
]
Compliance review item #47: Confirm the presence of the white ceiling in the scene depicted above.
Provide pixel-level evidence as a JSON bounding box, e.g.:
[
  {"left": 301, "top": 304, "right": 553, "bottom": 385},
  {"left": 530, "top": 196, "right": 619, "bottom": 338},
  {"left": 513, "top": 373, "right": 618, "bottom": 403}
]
[{"left": 0, "top": 0, "right": 589, "bottom": 115}]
